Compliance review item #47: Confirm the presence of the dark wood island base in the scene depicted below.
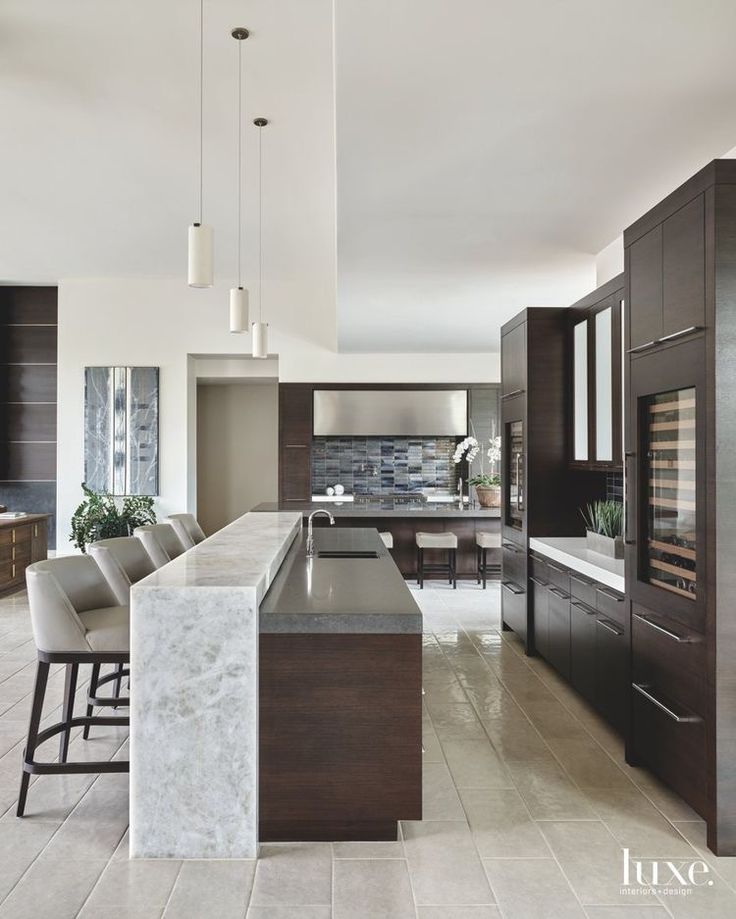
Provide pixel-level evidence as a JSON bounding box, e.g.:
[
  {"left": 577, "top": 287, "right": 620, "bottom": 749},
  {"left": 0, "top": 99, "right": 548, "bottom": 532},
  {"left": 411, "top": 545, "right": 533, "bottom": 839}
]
[{"left": 259, "top": 632, "right": 422, "bottom": 842}]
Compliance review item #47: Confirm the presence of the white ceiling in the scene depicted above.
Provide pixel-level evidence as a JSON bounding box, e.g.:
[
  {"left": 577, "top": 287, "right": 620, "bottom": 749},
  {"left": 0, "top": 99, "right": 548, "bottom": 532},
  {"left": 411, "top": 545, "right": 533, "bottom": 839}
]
[{"left": 2, "top": 1, "right": 736, "bottom": 353}]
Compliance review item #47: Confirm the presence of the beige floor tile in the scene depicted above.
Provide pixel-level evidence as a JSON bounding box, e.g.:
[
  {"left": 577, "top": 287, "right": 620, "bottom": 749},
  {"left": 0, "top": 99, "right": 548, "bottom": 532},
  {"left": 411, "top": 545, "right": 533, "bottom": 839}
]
[
  {"left": 423, "top": 761, "right": 467, "bottom": 820},
  {"left": 417, "top": 908, "right": 500, "bottom": 918},
  {"left": 429, "top": 703, "right": 487, "bottom": 740},
  {"left": 441, "top": 738, "right": 512, "bottom": 789},
  {"left": 512, "top": 761, "right": 597, "bottom": 820},
  {"left": 522, "top": 699, "right": 591, "bottom": 742},
  {"left": 539, "top": 820, "right": 655, "bottom": 906},
  {"left": 421, "top": 731, "right": 445, "bottom": 764},
  {"left": 0, "top": 857, "right": 107, "bottom": 919},
  {"left": 42, "top": 774, "right": 129, "bottom": 861},
  {"left": 161, "top": 860, "right": 255, "bottom": 918},
  {"left": 0, "top": 819, "right": 59, "bottom": 901},
  {"left": 247, "top": 909, "right": 331, "bottom": 919},
  {"left": 82, "top": 859, "right": 181, "bottom": 910},
  {"left": 249, "top": 843, "right": 332, "bottom": 907},
  {"left": 583, "top": 908, "right": 668, "bottom": 918},
  {"left": 547, "top": 738, "right": 630, "bottom": 789},
  {"left": 332, "top": 840, "right": 404, "bottom": 858},
  {"left": 78, "top": 907, "right": 164, "bottom": 919},
  {"left": 460, "top": 787, "right": 550, "bottom": 858},
  {"left": 402, "top": 819, "right": 494, "bottom": 906},
  {"left": 674, "top": 819, "right": 736, "bottom": 892},
  {"left": 483, "top": 857, "right": 586, "bottom": 918},
  {"left": 333, "top": 858, "right": 415, "bottom": 919}
]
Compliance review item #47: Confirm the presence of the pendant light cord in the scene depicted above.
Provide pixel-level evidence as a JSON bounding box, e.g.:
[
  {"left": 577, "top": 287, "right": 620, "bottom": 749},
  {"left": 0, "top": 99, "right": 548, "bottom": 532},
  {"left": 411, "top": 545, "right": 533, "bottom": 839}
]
[
  {"left": 258, "top": 122, "right": 263, "bottom": 322},
  {"left": 236, "top": 37, "right": 242, "bottom": 287},
  {"left": 198, "top": 0, "right": 204, "bottom": 223}
]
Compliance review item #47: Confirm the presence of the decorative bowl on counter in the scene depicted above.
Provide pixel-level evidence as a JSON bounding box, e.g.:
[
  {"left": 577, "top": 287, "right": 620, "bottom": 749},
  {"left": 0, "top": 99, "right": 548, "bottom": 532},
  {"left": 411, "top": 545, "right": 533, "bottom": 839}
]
[
  {"left": 475, "top": 485, "right": 501, "bottom": 508},
  {"left": 585, "top": 530, "right": 624, "bottom": 559}
]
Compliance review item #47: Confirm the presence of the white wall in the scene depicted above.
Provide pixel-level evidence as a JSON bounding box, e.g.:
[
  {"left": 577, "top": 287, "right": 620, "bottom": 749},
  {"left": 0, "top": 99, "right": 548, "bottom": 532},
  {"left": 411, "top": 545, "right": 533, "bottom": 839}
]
[
  {"left": 596, "top": 237, "right": 624, "bottom": 286},
  {"left": 56, "top": 277, "right": 499, "bottom": 548}
]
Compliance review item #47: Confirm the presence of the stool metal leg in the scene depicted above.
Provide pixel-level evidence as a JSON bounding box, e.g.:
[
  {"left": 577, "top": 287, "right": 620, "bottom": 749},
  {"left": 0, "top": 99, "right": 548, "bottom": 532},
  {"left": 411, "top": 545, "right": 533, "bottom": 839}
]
[
  {"left": 418, "top": 548, "right": 424, "bottom": 589},
  {"left": 476, "top": 545, "right": 481, "bottom": 584},
  {"left": 482, "top": 547, "right": 488, "bottom": 590},
  {"left": 83, "top": 663, "right": 100, "bottom": 740},
  {"left": 59, "top": 662, "right": 79, "bottom": 763},
  {"left": 17, "top": 660, "right": 50, "bottom": 817},
  {"left": 113, "top": 663, "right": 124, "bottom": 708},
  {"left": 452, "top": 549, "right": 457, "bottom": 589}
]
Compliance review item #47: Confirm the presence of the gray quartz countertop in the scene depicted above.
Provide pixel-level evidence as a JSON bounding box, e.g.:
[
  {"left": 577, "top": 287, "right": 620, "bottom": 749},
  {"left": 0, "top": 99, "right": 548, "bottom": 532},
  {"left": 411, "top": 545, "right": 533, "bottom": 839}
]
[
  {"left": 529, "top": 537, "right": 625, "bottom": 593},
  {"left": 259, "top": 527, "right": 423, "bottom": 634},
  {"left": 252, "top": 500, "right": 500, "bottom": 519}
]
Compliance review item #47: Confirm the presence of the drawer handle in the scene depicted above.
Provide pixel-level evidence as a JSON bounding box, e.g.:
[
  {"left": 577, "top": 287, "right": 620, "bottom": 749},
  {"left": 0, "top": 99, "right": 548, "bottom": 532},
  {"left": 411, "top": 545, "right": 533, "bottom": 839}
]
[
  {"left": 571, "top": 600, "right": 596, "bottom": 615},
  {"left": 596, "top": 618, "right": 623, "bottom": 636},
  {"left": 570, "top": 573, "right": 594, "bottom": 587},
  {"left": 597, "top": 586, "right": 623, "bottom": 602},
  {"left": 626, "top": 339, "right": 658, "bottom": 355},
  {"left": 632, "top": 683, "right": 702, "bottom": 723},
  {"left": 659, "top": 325, "right": 703, "bottom": 343},
  {"left": 530, "top": 576, "right": 549, "bottom": 587},
  {"left": 502, "top": 581, "right": 525, "bottom": 596},
  {"left": 547, "top": 563, "right": 566, "bottom": 574},
  {"left": 284, "top": 443, "right": 308, "bottom": 448},
  {"left": 502, "top": 542, "right": 523, "bottom": 554},
  {"left": 548, "top": 586, "right": 570, "bottom": 600},
  {"left": 633, "top": 612, "right": 691, "bottom": 643},
  {"left": 501, "top": 388, "right": 525, "bottom": 400}
]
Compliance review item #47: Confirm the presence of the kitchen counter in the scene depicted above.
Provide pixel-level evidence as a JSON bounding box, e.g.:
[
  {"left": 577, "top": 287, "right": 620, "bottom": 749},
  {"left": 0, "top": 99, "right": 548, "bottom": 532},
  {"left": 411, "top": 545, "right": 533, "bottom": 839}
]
[
  {"left": 252, "top": 500, "right": 500, "bottom": 518},
  {"left": 260, "top": 527, "right": 422, "bottom": 633},
  {"left": 529, "top": 536, "right": 625, "bottom": 593}
]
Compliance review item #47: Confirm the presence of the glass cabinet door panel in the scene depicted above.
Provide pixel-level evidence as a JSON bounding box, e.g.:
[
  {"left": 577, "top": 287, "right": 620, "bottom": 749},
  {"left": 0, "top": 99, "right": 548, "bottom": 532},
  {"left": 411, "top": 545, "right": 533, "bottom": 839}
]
[
  {"left": 645, "top": 387, "right": 696, "bottom": 599},
  {"left": 507, "top": 420, "right": 524, "bottom": 530},
  {"left": 573, "top": 320, "right": 588, "bottom": 460},
  {"left": 595, "top": 307, "right": 613, "bottom": 461}
]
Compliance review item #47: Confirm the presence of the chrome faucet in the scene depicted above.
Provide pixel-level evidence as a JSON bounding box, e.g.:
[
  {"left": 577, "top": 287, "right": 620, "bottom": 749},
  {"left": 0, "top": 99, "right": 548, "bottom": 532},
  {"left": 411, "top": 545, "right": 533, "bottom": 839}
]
[{"left": 306, "top": 509, "right": 335, "bottom": 557}]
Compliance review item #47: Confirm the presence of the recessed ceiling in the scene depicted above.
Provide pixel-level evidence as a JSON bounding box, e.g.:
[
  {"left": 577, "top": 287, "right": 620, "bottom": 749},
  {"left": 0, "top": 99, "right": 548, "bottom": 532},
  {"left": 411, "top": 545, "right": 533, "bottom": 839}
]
[{"left": 2, "top": 1, "right": 736, "bottom": 353}]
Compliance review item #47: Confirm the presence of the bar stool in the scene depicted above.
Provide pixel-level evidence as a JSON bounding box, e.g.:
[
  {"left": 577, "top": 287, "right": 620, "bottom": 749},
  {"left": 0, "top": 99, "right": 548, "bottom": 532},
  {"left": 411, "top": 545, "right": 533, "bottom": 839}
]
[
  {"left": 416, "top": 531, "right": 458, "bottom": 589},
  {"left": 165, "top": 513, "right": 206, "bottom": 548},
  {"left": 379, "top": 532, "right": 393, "bottom": 549},
  {"left": 134, "top": 523, "right": 186, "bottom": 569},
  {"left": 18, "top": 557, "right": 129, "bottom": 817},
  {"left": 87, "top": 536, "right": 156, "bottom": 731},
  {"left": 476, "top": 531, "right": 502, "bottom": 588}
]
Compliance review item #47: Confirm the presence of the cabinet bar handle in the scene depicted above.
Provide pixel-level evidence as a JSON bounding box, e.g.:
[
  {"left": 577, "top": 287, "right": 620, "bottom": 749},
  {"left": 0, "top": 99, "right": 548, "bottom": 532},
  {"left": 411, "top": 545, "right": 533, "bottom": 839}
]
[
  {"left": 626, "top": 340, "right": 657, "bottom": 354},
  {"left": 632, "top": 683, "right": 702, "bottom": 723},
  {"left": 548, "top": 586, "right": 570, "bottom": 600},
  {"left": 502, "top": 542, "right": 522, "bottom": 553},
  {"left": 658, "top": 325, "right": 703, "bottom": 343},
  {"left": 547, "top": 563, "right": 566, "bottom": 574},
  {"left": 570, "top": 573, "right": 594, "bottom": 586},
  {"left": 597, "top": 586, "right": 623, "bottom": 601},
  {"left": 502, "top": 580, "right": 525, "bottom": 595},
  {"left": 571, "top": 600, "right": 596, "bottom": 615},
  {"left": 501, "top": 389, "right": 525, "bottom": 400},
  {"left": 596, "top": 617, "right": 623, "bottom": 636},
  {"left": 624, "top": 451, "right": 636, "bottom": 545},
  {"left": 284, "top": 443, "right": 308, "bottom": 448},
  {"left": 632, "top": 612, "right": 691, "bottom": 643},
  {"left": 530, "top": 576, "right": 549, "bottom": 587}
]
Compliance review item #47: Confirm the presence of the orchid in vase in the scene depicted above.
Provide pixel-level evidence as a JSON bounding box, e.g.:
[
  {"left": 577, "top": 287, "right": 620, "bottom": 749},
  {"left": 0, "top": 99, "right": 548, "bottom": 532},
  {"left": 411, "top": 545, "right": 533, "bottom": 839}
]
[{"left": 453, "top": 423, "right": 502, "bottom": 507}]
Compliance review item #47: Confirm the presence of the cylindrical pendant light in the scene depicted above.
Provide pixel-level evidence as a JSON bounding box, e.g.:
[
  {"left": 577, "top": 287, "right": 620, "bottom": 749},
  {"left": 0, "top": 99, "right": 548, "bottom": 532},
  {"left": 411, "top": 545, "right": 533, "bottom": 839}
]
[
  {"left": 252, "top": 117, "right": 269, "bottom": 359},
  {"left": 229, "top": 27, "right": 250, "bottom": 331},
  {"left": 188, "top": 0, "right": 214, "bottom": 288}
]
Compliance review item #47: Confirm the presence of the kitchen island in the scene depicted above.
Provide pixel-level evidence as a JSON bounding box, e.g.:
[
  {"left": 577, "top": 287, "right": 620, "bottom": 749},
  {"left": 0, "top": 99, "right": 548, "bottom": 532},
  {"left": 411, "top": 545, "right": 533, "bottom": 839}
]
[
  {"left": 129, "top": 512, "right": 421, "bottom": 859},
  {"left": 252, "top": 499, "right": 501, "bottom": 579}
]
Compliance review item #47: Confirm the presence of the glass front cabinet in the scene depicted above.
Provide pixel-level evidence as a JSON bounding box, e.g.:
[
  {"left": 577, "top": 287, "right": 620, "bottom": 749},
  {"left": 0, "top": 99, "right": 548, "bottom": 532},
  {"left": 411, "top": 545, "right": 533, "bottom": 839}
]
[{"left": 627, "top": 338, "right": 705, "bottom": 626}]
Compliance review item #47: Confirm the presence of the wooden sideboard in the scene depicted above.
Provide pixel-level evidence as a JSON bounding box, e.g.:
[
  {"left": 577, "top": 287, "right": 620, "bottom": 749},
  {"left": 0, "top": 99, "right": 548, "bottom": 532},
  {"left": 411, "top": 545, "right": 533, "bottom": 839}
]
[{"left": 0, "top": 514, "right": 49, "bottom": 596}]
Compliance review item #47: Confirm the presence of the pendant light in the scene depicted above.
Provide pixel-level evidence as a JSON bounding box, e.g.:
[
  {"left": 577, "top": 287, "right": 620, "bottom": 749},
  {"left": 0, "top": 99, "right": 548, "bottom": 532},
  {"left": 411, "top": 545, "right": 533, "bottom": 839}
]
[
  {"left": 229, "top": 27, "right": 249, "bottom": 332},
  {"left": 252, "top": 117, "right": 269, "bottom": 358},
  {"left": 188, "top": 0, "right": 214, "bottom": 287}
]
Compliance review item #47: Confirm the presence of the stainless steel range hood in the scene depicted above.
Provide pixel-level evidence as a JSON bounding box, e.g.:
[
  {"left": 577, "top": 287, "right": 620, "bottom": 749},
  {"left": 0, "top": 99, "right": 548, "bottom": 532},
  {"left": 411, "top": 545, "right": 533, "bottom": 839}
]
[{"left": 313, "top": 390, "right": 468, "bottom": 437}]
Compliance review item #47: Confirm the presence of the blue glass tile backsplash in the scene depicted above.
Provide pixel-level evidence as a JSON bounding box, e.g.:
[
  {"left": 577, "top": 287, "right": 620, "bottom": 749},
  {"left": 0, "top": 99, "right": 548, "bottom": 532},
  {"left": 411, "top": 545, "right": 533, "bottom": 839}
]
[{"left": 311, "top": 437, "right": 458, "bottom": 496}]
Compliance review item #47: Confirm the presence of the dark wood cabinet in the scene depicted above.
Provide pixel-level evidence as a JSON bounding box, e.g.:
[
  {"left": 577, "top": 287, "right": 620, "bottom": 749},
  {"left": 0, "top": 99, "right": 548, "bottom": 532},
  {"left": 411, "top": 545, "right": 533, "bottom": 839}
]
[
  {"left": 662, "top": 194, "right": 705, "bottom": 338},
  {"left": 547, "top": 586, "right": 571, "bottom": 679},
  {"left": 501, "top": 321, "right": 526, "bottom": 397},
  {"left": 0, "top": 515, "right": 49, "bottom": 596},
  {"left": 279, "top": 385, "right": 313, "bottom": 503},
  {"left": 570, "top": 598, "right": 597, "bottom": 702},
  {"left": 594, "top": 616, "right": 626, "bottom": 733},
  {"left": 628, "top": 225, "right": 663, "bottom": 350}
]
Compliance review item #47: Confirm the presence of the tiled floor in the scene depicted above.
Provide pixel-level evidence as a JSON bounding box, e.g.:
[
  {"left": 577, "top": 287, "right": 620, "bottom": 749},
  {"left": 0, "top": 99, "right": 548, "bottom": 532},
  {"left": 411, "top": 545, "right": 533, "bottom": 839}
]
[{"left": 1, "top": 582, "right": 735, "bottom": 917}]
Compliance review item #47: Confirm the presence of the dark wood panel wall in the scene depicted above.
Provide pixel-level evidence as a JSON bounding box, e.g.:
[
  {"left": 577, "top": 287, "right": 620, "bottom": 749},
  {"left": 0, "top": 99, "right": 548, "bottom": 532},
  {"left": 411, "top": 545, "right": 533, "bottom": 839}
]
[{"left": 0, "top": 287, "right": 58, "bottom": 547}]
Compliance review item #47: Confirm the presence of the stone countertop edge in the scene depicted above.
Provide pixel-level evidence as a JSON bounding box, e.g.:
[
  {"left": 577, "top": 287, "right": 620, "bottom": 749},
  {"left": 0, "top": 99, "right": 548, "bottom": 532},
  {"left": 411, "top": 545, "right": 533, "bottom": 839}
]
[
  {"left": 251, "top": 501, "right": 501, "bottom": 519},
  {"left": 529, "top": 536, "right": 625, "bottom": 593}
]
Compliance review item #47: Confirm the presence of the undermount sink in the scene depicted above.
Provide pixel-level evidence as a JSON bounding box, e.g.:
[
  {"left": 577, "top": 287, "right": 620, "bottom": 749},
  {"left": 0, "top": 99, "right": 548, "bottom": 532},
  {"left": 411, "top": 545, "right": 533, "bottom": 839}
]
[{"left": 316, "top": 550, "right": 380, "bottom": 559}]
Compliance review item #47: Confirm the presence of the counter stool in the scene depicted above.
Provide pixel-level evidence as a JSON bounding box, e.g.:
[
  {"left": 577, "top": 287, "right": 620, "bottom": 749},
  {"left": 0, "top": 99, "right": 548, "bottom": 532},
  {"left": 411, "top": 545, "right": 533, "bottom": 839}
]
[
  {"left": 165, "top": 513, "right": 206, "bottom": 549},
  {"left": 379, "top": 532, "right": 393, "bottom": 549},
  {"left": 18, "top": 557, "right": 129, "bottom": 817},
  {"left": 134, "top": 523, "right": 186, "bottom": 569},
  {"left": 87, "top": 537, "right": 156, "bottom": 733},
  {"left": 416, "top": 531, "right": 458, "bottom": 589},
  {"left": 476, "top": 532, "right": 502, "bottom": 588}
]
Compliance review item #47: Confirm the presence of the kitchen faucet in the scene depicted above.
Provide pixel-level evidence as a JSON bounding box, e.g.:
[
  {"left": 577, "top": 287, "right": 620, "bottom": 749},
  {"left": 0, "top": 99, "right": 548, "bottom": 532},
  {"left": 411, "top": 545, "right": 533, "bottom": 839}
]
[{"left": 306, "top": 509, "right": 335, "bottom": 557}]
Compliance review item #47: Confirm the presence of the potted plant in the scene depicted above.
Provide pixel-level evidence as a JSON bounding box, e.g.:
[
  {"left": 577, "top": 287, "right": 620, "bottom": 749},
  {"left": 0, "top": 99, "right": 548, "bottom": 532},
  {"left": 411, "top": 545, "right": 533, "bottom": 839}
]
[
  {"left": 580, "top": 500, "right": 624, "bottom": 559},
  {"left": 453, "top": 424, "right": 502, "bottom": 507},
  {"left": 70, "top": 484, "right": 157, "bottom": 553}
]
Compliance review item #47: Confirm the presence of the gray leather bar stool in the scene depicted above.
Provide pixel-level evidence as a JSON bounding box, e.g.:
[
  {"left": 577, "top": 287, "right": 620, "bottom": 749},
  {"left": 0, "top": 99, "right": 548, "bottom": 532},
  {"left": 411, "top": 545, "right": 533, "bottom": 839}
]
[
  {"left": 19, "top": 557, "right": 129, "bottom": 817},
  {"left": 416, "top": 531, "right": 458, "bottom": 589},
  {"left": 379, "top": 532, "right": 393, "bottom": 549},
  {"left": 134, "top": 523, "right": 186, "bottom": 569},
  {"left": 476, "top": 531, "right": 502, "bottom": 588},
  {"left": 87, "top": 536, "right": 156, "bottom": 729},
  {"left": 165, "top": 513, "right": 206, "bottom": 548}
]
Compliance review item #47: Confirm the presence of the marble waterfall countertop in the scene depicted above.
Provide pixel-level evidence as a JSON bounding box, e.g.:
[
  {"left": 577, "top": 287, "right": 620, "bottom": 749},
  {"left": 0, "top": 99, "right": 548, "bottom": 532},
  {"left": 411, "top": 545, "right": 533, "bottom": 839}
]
[
  {"left": 252, "top": 500, "right": 500, "bottom": 518},
  {"left": 129, "top": 511, "right": 302, "bottom": 860},
  {"left": 529, "top": 536, "right": 625, "bottom": 593}
]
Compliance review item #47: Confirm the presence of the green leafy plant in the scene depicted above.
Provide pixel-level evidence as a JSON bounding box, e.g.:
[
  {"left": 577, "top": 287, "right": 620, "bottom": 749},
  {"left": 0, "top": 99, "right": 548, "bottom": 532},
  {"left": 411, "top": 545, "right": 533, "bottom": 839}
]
[
  {"left": 468, "top": 473, "right": 501, "bottom": 487},
  {"left": 70, "top": 484, "right": 156, "bottom": 553},
  {"left": 580, "top": 500, "right": 624, "bottom": 539}
]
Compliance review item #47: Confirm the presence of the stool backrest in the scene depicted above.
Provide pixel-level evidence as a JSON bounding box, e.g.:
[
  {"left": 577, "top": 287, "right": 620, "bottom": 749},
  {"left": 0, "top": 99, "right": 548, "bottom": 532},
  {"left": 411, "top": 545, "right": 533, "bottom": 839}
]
[
  {"left": 89, "top": 536, "right": 157, "bottom": 605},
  {"left": 26, "top": 556, "right": 118, "bottom": 653},
  {"left": 134, "top": 523, "right": 186, "bottom": 569},
  {"left": 164, "top": 513, "right": 206, "bottom": 548}
]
